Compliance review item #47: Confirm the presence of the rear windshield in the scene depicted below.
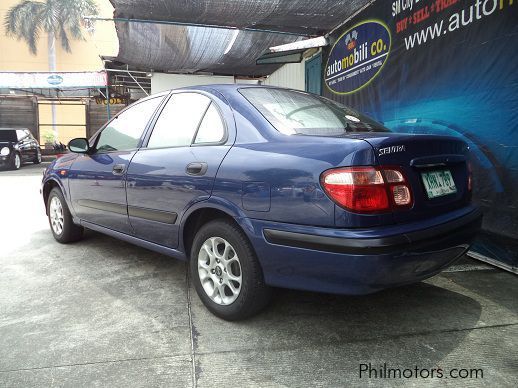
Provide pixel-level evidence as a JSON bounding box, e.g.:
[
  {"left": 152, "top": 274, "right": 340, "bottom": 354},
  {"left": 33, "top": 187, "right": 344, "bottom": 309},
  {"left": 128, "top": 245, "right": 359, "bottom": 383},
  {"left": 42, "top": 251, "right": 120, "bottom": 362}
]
[
  {"left": 0, "top": 130, "right": 17, "bottom": 142},
  {"left": 240, "top": 87, "right": 388, "bottom": 136}
]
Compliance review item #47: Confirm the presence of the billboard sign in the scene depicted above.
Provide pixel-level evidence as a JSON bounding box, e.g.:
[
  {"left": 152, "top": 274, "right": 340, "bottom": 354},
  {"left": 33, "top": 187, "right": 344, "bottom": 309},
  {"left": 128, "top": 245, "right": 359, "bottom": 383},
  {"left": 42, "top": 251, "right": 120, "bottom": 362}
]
[
  {"left": 325, "top": 20, "right": 391, "bottom": 95},
  {"left": 0, "top": 71, "right": 107, "bottom": 89}
]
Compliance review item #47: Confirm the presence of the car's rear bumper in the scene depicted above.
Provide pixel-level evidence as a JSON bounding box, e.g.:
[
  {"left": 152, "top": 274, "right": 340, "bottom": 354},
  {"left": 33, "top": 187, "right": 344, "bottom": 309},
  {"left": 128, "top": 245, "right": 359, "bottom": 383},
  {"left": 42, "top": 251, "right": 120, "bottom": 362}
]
[{"left": 241, "top": 206, "right": 482, "bottom": 295}]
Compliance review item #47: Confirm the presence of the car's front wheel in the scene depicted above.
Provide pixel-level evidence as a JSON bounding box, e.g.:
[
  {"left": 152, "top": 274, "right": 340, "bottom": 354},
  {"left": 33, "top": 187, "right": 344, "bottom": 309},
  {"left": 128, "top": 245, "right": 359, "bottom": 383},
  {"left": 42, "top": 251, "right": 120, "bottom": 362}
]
[
  {"left": 47, "top": 188, "right": 84, "bottom": 243},
  {"left": 10, "top": 152, "right": 21, "bottom": 170},
  {"left": 190, "top": 219, "right": 272, "bottom": 320}
]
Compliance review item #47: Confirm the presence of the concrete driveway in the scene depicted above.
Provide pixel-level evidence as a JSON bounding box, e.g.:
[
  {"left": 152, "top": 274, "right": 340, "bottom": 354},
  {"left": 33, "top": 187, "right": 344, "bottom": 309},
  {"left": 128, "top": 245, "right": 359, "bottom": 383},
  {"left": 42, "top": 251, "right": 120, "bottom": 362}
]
[{"left": 1, "top": 163, "right": 517, "bottom": 387}]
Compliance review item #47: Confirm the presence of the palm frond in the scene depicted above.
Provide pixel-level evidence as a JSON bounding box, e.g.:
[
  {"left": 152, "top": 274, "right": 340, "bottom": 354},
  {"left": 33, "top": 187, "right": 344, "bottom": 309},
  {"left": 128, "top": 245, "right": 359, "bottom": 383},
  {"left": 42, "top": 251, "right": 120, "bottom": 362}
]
[
  {"left": 4, "top": 0, "right": 32, "bottom": 35},
  {"left": 5, "top": 0, "right": 100, "bottom": 54},
  {"left": 3, "top": 0, "right": 45, "bottom": 54},
  {"left": 60, "top": 0, "right": 100, "bottom": 40},
  {"left": 40, "top": 2, "right": 59, "bottom": 35},
  {"left": 68, "top": 22, "right": 83, "bottom": 40},
  {"left": 24, "top": 12, "right": 44, "bottom": 54},
  {"left": 58, "top": 19, "right": 71, "bottom": 52}
]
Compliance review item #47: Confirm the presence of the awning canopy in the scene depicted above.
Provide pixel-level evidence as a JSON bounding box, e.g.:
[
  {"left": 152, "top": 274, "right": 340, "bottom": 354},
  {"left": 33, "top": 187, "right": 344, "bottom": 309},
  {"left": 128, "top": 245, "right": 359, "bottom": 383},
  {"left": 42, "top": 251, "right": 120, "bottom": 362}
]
[
  {"left": 108, "top": 0, "right": 371, "bottom": 76},
  {"left": 256, "top": 49, "right": 305, "bottom": 66}
]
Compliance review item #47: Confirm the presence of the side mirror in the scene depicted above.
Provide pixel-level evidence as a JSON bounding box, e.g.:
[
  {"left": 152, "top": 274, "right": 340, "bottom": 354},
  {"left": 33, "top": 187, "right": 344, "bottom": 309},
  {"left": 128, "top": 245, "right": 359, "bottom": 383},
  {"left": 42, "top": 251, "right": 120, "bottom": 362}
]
[{"left": 68, "top": 138, "right": 90, "bottom": 153}]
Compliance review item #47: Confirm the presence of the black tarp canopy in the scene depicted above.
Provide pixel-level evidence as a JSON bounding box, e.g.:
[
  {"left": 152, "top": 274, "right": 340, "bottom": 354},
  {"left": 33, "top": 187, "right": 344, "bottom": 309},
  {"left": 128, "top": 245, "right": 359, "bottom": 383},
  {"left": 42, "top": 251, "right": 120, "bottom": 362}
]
[{"left": 108, "top": 0, "right": 372, "bottom": 76}]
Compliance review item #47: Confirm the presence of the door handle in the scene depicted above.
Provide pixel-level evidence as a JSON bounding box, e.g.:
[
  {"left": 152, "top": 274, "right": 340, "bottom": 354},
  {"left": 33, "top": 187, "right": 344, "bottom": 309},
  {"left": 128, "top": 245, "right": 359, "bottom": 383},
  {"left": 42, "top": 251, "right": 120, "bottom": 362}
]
[
  {"left": 112, "top": 164, "right": 126, "bottom": 175},
  {"left": 186, "top": 162, "right": 208, "bottom": 176}
]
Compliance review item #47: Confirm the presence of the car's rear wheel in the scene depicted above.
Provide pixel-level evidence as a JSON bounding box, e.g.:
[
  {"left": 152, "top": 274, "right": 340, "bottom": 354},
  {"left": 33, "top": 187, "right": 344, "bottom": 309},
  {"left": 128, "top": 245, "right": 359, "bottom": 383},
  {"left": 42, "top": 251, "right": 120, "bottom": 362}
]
[
  {"left": 10, "top": 152, "right": 21, "bottom": 170},
  {"left": 48, "top": 188, "right": 84, "bottom": 243},
  {"left": 33, "top": 149, "right": 42, "bottom": 164},
  {"left": 190, "top": 219, "right": 272, "bottom": 320}
]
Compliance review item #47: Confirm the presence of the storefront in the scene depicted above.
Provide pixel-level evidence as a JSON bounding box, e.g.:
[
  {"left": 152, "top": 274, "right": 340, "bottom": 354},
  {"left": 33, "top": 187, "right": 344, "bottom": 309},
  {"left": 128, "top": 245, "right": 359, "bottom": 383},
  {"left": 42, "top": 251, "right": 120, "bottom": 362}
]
[{"left": 0, "top": 71, "right": 122, "bottom": 145}]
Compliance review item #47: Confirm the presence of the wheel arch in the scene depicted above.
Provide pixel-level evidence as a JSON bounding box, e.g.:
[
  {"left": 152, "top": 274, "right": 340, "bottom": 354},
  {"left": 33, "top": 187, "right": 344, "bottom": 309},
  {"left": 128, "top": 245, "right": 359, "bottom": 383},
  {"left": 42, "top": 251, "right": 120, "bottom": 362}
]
[
  {"left": 42, "top": 178, "right": 67, "bottom": 215},
  {"left": 179, "top": 198, "right": 254, "bottom": 259}
]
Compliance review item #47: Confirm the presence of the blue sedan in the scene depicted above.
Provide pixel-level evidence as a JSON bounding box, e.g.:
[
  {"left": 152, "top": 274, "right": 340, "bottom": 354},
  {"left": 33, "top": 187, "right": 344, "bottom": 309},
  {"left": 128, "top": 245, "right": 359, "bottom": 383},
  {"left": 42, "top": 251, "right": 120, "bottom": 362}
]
[{"left": 42, "top": 85, "right": 482, "bottom": 320}]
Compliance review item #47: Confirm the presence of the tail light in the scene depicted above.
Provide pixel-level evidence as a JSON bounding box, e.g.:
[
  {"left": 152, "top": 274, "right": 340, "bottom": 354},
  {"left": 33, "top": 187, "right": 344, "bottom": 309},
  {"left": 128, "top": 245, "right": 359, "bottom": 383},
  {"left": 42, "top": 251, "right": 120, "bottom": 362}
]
[{"left": 321, "top": 166, "right": 413, "bottom": 213}]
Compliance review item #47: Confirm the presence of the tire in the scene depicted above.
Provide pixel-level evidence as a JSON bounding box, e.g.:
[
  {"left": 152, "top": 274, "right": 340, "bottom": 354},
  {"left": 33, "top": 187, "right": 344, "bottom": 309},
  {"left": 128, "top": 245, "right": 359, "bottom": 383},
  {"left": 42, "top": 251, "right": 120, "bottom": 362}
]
[
  {"left": 10, "top": 152, "right": 21, "bottom": 170},
  {"left": 190, "top": 219, "right": 272, "bottom": 320},
  {"left": 47, "top": 187, "right": 84, "bottom": 243},
  {"left": 33, "top": 149, "right": 42, "bottom": 164}
]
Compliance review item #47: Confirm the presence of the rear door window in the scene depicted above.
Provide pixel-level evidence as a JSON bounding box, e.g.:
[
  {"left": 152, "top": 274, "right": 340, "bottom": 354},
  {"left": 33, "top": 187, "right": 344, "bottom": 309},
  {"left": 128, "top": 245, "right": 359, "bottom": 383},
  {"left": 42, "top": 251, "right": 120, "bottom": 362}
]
[
  {"left": 240, "top": 87, "right": 388, "bottom": 136},
  {"left": 147, "top": 93, "right": 211, "bottom": 148},
  {"left": 194, "top": 103, "right": 226, "bottom": 144}
]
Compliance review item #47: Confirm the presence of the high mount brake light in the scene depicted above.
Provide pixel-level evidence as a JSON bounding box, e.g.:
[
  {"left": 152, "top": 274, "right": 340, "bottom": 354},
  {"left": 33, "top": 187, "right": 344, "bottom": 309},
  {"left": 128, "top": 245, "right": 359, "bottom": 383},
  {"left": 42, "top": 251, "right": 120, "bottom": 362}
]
[{"left": 321, "top": 166, "right": 413, "bottom": 213}]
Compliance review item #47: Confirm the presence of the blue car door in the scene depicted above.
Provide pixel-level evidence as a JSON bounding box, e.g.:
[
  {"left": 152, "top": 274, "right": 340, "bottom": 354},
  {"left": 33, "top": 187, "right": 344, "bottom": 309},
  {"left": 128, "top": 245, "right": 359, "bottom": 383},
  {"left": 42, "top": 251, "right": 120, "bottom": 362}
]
[
  {"left": 126, "top": 91, "right": 233, "bottom": 248},
  {"left": 68, "top": 95, "right": 164, "bottom": 233}
]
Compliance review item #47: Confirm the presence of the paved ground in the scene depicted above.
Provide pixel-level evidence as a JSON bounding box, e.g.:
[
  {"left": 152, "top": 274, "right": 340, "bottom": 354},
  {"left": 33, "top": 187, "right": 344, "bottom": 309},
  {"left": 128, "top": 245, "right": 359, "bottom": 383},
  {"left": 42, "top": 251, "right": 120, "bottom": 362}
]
[{"left": 0, "top": 163, "right": 517, "bottom": 387}]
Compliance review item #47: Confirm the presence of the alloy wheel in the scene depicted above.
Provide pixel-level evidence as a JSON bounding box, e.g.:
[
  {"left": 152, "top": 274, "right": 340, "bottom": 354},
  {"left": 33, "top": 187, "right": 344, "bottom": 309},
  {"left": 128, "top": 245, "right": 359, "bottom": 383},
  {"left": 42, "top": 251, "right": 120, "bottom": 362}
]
[
  {"left": 197, "top": 237, "right": 242, "bottom": 305},
  {"left": 49, "top": 196, "right": 64, "bottom": 235},
  {"left": 14, "top": 153, "right": 21, "bottom": 169}
]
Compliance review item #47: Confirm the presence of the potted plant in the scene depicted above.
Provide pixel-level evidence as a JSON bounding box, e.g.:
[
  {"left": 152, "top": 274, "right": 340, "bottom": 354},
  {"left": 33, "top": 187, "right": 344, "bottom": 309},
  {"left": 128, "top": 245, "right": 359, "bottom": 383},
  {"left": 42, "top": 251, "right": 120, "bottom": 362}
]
[{"left": 43, "top": 131, "right": 55, "bottom": 150}]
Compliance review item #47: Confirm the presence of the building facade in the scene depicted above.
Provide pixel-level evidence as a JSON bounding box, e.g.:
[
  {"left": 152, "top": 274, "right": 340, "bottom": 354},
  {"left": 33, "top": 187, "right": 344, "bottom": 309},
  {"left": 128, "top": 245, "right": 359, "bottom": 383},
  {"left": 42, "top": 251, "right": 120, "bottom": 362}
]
[{"left": 0, "top": 0, "right": 118, "bottom": 144}]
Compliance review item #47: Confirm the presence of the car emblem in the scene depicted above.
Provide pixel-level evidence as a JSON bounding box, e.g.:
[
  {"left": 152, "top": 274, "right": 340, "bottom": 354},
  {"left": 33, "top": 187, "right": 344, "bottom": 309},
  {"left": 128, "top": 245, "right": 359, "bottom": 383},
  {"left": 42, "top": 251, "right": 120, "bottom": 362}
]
[{"left": 378, "top": 145, "right": 406, "bottom": 156}]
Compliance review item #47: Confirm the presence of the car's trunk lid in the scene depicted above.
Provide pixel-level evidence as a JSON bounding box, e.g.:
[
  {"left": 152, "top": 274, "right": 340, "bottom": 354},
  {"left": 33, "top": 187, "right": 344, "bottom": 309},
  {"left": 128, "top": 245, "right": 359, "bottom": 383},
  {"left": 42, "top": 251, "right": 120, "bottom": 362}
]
[{"left": 356, "top": 133, "right": 471, "bottom": 223}]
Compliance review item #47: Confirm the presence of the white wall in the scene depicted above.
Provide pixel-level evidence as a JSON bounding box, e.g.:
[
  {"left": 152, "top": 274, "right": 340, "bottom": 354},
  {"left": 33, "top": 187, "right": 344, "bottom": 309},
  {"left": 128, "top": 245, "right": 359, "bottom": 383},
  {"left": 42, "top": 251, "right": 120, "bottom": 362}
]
[
  {"left": 151, "top": 69, "right": 304, "bottom": 95},
  {"left": 151, "top": 73, "right": 236, "bottom": 94},
  {"left": 263, "top": 62, "right": 305, "bottom": 91}
]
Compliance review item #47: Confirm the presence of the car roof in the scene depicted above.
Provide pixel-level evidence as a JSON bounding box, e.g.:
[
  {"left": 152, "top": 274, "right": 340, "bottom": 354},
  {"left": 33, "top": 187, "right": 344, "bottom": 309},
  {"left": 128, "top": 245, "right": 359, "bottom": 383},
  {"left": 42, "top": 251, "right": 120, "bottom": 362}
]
[
  {"left": 0, "top": 128, "right": 28, "bottom": 131},
  {"left": 198, "top": 84, "right": 291, "bottom": 92},
  {"left": 171, "top": 84, "right": 297, "bottom": 99},
  {"left": 178, "top": 83, "right": 279, "bottom": 91}
]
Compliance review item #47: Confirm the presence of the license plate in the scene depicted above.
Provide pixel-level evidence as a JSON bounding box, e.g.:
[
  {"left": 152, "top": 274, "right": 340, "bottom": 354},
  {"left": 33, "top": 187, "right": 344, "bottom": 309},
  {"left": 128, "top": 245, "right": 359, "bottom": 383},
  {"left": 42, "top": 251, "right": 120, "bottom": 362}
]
[{"left": 421, "top": 170, "right": 457, "bottom": 199}]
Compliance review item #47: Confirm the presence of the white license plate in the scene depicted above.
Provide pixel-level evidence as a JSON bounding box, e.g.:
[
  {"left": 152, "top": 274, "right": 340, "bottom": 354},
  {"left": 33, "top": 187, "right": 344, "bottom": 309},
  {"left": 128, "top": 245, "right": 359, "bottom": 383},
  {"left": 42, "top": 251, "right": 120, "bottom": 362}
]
[{"left": 421, "top": 170, "right": 457, "bottom": 199}]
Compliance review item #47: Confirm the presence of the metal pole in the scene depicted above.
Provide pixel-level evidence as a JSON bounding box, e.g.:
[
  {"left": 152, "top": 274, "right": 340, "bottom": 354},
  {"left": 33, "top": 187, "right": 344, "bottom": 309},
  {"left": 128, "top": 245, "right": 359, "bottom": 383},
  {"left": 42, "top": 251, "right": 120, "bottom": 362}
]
[
  {"left": 48, "top": 33, "right": 58, "bottom": 141},
  {"left": 83, "top": 16, "right": 311, "bottom": 37},
  {"left": 125, "top": 70, "right": 149, "bottom": 96},
  {"left": 105, "top": 86, "right": 111, "bottom": 119}
]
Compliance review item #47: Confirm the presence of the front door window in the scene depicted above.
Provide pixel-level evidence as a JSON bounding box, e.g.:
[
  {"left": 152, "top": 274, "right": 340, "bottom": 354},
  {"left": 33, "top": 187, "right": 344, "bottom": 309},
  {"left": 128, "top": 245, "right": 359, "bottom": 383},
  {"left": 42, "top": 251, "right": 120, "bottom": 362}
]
[{"left": 95, "top": 97, "right": 163, "bottom": 153}]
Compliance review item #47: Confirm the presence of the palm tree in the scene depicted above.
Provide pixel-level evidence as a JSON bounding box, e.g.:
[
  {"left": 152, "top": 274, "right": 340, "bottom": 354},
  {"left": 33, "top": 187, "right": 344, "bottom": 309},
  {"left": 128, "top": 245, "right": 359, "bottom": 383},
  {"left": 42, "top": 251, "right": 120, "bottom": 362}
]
[
  {"left": 4, "top": 0, "right": 99, "bottom": 137},
  {"left": 4, "top": 0, "right": 99, "bottom": 60}
]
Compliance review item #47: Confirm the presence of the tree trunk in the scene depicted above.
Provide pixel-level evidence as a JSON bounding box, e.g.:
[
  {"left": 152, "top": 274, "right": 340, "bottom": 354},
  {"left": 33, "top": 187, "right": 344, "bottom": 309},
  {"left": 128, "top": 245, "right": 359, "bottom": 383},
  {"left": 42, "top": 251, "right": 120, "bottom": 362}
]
[{"left": 47, "top": 32, "right": 58, "bottom": 140}]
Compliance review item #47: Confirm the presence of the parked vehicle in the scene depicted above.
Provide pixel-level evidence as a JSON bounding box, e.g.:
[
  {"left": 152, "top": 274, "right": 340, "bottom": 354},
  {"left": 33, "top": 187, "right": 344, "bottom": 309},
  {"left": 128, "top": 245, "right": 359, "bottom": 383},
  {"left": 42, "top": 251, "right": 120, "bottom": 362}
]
[
  {"left": 41, "top": 85, "right": 482, "bottom": 320},
  {"left": 0, "top": 128, "right": 42, "bottom": 170}
]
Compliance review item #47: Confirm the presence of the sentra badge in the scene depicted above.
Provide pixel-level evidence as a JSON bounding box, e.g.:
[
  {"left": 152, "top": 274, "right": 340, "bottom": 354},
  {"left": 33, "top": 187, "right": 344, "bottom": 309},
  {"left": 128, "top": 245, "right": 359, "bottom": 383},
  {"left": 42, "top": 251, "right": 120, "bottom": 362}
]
[{"left": 379, "top": 145, "right": 406, "bottom": 156}]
